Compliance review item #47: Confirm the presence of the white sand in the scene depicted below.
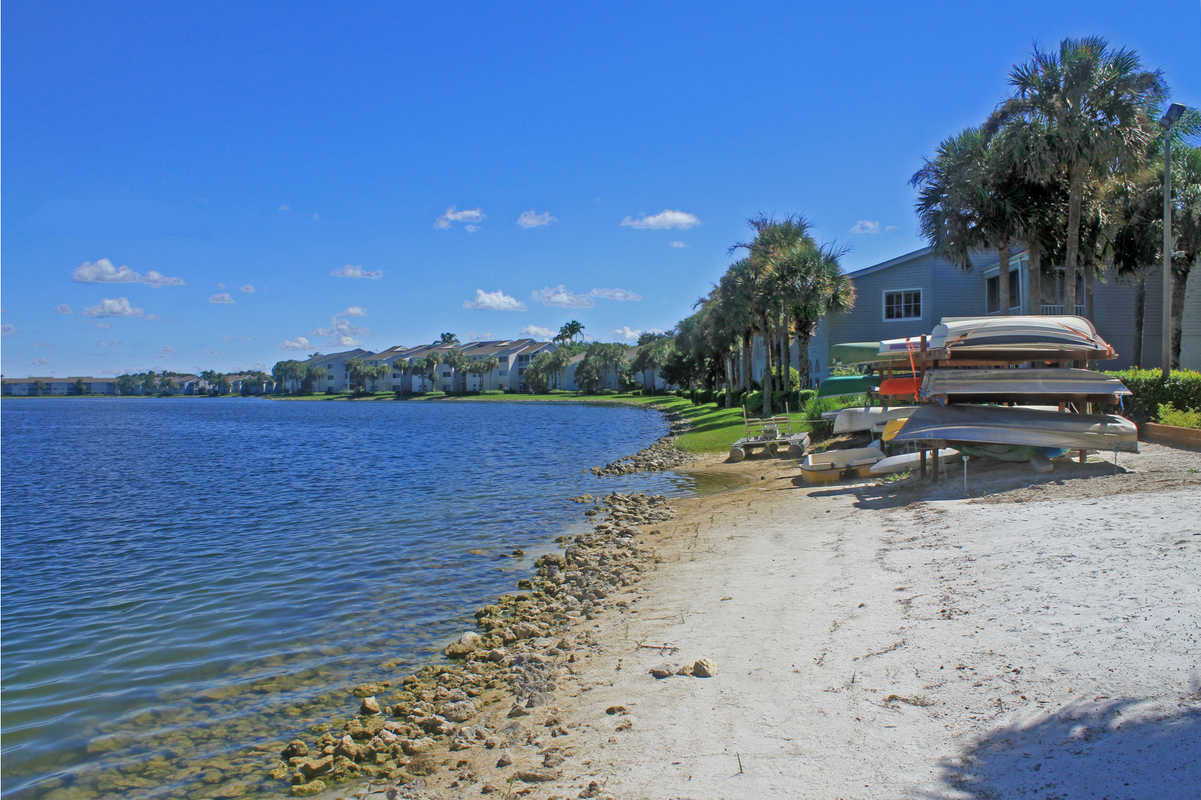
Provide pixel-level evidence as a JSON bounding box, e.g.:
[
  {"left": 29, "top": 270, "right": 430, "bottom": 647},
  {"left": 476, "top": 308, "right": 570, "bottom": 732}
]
[{"left": 541, "top": 448, "right": 1201, "bottom": 799}]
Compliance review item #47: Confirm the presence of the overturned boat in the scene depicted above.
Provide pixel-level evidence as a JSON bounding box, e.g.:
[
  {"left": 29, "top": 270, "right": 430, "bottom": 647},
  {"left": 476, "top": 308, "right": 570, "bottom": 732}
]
[
  {"left": 920, "top": 368, "right": 1132, "bottom": 406},
  {"left": 892, "top": 404, "right": 1138, "bottom": 453},
  {"left": 831, "top": 406, "right": 918, "bottom": 434},
  {"left": 926, "top": 315, "right": 1116, "bottom": 362}
]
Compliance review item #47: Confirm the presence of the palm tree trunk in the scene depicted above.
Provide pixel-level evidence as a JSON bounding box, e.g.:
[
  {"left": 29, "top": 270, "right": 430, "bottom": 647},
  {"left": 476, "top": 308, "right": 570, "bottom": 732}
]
[
  {"left": 780, "top": 325, "right": 791, "bottom": 395},
  {"left": 1027, "top": 239, "right": 1042, "bottom": 314},
  {"left": 741, "top": 332, "right": 753, "bottom": 394},
  {"left": 1085, "top": 265, "right": 1096, "bottom": 321},
  {"left": 760, "top": 316, "right": 774, "bottom": 417},
  {"left": 1171, "top": 264, "right": 1190, "bottom": 369},
  {"left": 1065, "top": 162, "right": 1084, "bottom": 314},
  {"left": 1134, "top": 273, "right": 1146, "bottom": 366},
  {"left": 724, "top": 355, "right": 735, "bottom": 407},
  {"left": 997, "top": 241, "right": 1011, "bottom": 314}
]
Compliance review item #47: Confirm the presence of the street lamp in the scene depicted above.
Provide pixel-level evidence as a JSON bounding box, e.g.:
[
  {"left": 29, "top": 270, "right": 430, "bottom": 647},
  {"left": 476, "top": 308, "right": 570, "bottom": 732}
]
[{"left": 1159, "top": 102, "right": 1188, "bottom": 378}]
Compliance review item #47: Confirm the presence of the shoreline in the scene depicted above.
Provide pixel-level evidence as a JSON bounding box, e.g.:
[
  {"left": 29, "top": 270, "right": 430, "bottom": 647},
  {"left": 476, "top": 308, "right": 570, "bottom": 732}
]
[{"left": 316, "top": 441, "right": 1200, "bottom": 800}]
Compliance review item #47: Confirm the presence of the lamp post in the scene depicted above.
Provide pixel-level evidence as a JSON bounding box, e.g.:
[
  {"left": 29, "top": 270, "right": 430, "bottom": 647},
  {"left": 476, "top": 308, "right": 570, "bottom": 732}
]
[{"left": 1160, "top": 103, "right": 1187, "bottom": 378}]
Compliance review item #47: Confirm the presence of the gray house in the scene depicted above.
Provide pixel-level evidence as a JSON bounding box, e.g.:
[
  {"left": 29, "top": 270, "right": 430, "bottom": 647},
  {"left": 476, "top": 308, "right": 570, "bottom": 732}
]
[{"left": 806, "top": 245, "right": 1168, "bottom": 381}]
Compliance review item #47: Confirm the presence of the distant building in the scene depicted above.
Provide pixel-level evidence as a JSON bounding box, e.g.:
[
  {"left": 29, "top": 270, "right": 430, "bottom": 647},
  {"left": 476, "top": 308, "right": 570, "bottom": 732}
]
[{"left": 2, "top": 377, "right": 119, "bottom": 395}]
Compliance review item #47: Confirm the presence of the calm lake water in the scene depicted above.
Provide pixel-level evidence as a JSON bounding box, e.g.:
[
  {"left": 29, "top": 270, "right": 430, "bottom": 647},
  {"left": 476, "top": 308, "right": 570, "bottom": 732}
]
[{"left": 1, "top": 398, "right": 696, "bottom": 799}]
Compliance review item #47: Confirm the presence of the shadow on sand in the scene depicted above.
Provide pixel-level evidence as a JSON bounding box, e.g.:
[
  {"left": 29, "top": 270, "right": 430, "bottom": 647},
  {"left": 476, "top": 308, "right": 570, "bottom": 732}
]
[
  {"left": 921, "top": 696, "right": 1201, "bottom": 799},
  {"left": 792, "top": 456, "right": 1134, "bottom": 510}
]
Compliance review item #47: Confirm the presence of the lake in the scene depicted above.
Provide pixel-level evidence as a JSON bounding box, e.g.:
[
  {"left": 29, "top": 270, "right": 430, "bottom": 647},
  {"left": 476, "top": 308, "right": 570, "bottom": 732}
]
[{"left": 0, "top": 397, "right": 695, "bottom": 799}]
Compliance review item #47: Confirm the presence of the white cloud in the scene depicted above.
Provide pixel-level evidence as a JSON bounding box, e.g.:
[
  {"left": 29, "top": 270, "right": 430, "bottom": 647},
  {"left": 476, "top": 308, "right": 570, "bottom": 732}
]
[
  {"left": 516, "top": 210, "right": 557, "bottom": 229},
  {"left": 521, "top": 325, "right": 555, "bottom": 338},
  {"left": 2, "top": 324, "right": 15, "bottom": 336},
  {"left": 72, "top": 258, "right": 185, "bottom": 287},
  {"left": 31, "top": 358, "right": 49, "bottom": 367},
  {"left": 56, "top": 304, "right": 72, "bottom": 314},
  {"left": 885, "top": 224, "right": 899, "bottom": 232},
  {"left": 590, "top": 288, "right": 642, "bottom": 302},
  {"left": 434, "top": 206, "right": 485, "bottom": 230},
  {"left": 330, "top": 264, "right": 383, "bottom": 279},
  {"left": 849, "top": 220, "right": 881, "bottom": 234},
  {"left": 668, "top": 241, "right": 687, "bottom": 248},
  {"left": 281, "top": 336, "right": 312, "bottom": 350},
  {"left": 209, "top": 292, "right": 235, "bottom": 304},
  {"left": 619, "top": 209, "right": 700, "bottom": 230},
  {"left": 84, "top": 297, "right": 150, "bottom": 319},
  {"left": 241, "top": 284, "right": 256, "bottom": 294},
  {"left": 337, "top": 335, "right": 357, "bottom": 346},
  {"left": 533, "top": 285, "right": 593, "bottom": 308},
  {"left": 342, "top": 306, "right": 367, "bottom": 317},
  {"left": 464, "top": 289, "right": 527, "bottom": 311},
  {"left": 613, "top": 326, "right": 642, "bottom": 342}
]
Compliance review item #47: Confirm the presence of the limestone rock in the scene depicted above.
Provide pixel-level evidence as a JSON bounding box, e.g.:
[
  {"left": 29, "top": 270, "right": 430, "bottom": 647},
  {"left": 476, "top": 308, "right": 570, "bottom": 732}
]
[
  {"left": 692, "top": 658, "right": 717, "bottom": 678},
  {"left": 290, "top": 779, "right": 326, "bottom": 797},
  {"left": 445, "top": 631, "right": 484, "bottom": 658},
  {"left": 360, "top": 695, "right": 381, "bottom": 715},
  {"left": 648, "top": 664, "right": 675, "bottom": 679}
]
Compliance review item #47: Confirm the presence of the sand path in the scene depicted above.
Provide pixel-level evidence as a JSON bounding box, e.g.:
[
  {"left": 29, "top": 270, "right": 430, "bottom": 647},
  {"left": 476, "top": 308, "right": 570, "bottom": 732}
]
[{"left": 533, "top": 445, "right": 1201, "bottom": 799}]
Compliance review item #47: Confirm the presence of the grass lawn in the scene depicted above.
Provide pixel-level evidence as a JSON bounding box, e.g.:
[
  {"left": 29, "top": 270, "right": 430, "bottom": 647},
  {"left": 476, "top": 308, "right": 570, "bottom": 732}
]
[{"left": 269, "top": 390, "right": 845, "bottom": 453}]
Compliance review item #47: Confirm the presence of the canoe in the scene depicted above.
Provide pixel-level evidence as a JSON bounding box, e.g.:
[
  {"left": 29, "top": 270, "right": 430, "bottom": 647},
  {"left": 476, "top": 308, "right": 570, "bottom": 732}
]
[
  {"left": 831, "top": 340, "right": 911, "bottom": 365},
  {"left": 869, "top": 448, "right": 959, "bottom": 475},
  {"left": 832, "top": 406, "right": 918, "bottom": 434},
  {"left": 954, "top": 443, "right": 1071, "bottom": 462},
  {"left": 878, "top": 376, "right": 921, "bottom": 397},
  {"left": 891, "top": 404, "right": 1138, "bottom": 453},
  {"left": 920, "top": 368, "right": 1132, "bottom": 404},
  {"left": 816, "top": 375, "right": 880, "bottom": 397},
  {"left": 881, "top": 417, "right": 909, "bottom": 442},
  {"left": 928, "top": 315, "right": 1116, "bottom": 361},
  {"left": 804, "top": 443, "right": 884, "bottom": 469}
]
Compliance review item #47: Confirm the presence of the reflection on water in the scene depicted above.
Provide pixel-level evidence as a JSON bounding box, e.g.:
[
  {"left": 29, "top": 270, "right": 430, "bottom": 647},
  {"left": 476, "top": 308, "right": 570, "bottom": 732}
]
[{"left": 1, "top": 398, "right": 695, "bottom": 799}]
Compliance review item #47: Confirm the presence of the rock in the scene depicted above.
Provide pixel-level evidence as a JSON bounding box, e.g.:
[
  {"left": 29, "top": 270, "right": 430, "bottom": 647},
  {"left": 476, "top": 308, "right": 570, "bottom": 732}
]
[
  {"left": 440, "top": 700, "right": 476, "bottom": 722},
  {"left": 401, "top": 737, "right": 435, "bottom": 755},
  {"left": 495, "top": 752, "right": 513, "bottom": 768},
  {"left": 517, "top": 770, "right": 559, "bottom": 782},
  {"left": 445, "top": 631, "right": 484, "bottom": 658},
  {"left": 297, "top": 756, "right": 333, "bottom": 779},
  {"left": 692, "top": 658, "right": 717, "bottom": 678},
  {"left": 290, "top": 779, "right": 326, "bottom": 796},
  {"left": 580, "top": 780, "right": 602, "bottom": 798},
  {"left": 675, "top": 663, "right": 694, "bottom": 676},
  {"left": 360, "top": 696, "right": 381, "bottom": 715},
  {"left": 281, "top": 739, "right": 308, "bottom": 758},
  {"left": 604, "top": 706, "right": 626, "bottom": 715},
  {"left": 481, "top": 785, "right": 498, "bottom": 794},
  {"left": 648, "top": 664, "right": 675, "bottom": 679}
]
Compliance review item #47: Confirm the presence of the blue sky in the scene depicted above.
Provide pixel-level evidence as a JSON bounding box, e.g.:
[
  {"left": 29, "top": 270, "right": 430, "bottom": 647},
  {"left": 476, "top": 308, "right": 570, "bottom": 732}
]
[{"left": 3, "top": 1, "right": 1198, "bottom": 376}]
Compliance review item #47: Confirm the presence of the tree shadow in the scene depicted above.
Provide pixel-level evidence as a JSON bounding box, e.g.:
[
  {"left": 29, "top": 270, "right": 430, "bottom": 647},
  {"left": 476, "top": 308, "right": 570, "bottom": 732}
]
[{"left": 920, "top": 697, "right": 1201, "bottom": 799}]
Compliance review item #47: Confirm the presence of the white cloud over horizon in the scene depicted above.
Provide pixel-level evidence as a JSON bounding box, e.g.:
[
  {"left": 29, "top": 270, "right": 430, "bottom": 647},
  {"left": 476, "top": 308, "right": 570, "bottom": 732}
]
[
  {"left": 516, "top": 210, "right": 556, "bottom": 229},
  {"left": 72, "top": 258, "right": 186, "bottom": 288},
  {"left": 520, "top": 325, "right": 555, "bottom": 339},
  {"left": 342, "top": 306, "right": 367, "bottom": 317},
  {"left": 619, "top": 209, "right": 700, "bottom": 230},
  {"left": 281, "top": 336, "right": 312, "bottom": 350},
  {"left": 590, "top": 288, "right": 642, "bottom": 302},
  {"left": 330, "top": 264, "right": 383, "bottom": 279},
  {"left": 83, "top": 297, "right": 151, "bottom": 319},
  {"left": 435, "top": 206, "right": 485, "bottom": 230},
  {"left": 209, "top": 293, "right": 235, "bottom": 304},
  {"left": 533, "top": 285, "right": 593, "bottom": 308},
  {"left": 849, "top": 220, "right": 881, "bottom": 234},
  {"left": 464, "top": 289, "right": 526, "bottom": 311}
]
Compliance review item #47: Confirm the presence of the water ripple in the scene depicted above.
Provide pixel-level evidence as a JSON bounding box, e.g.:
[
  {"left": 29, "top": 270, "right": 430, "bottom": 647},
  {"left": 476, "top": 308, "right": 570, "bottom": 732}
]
[{"left": 1, "top": 398, "right": 692, "bottom": 799}]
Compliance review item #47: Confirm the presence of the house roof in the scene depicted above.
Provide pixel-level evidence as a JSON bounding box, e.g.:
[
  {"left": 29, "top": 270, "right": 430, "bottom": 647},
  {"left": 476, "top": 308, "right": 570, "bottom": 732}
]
[
  {"left": 305, "top": 348, "right": 374, "bottom": 365},
  {"left": 2, "top": 376, "right": 119, "bottom": 384},
  {"left": 844, "top": 246, "right": 934, "bottom": 280}
]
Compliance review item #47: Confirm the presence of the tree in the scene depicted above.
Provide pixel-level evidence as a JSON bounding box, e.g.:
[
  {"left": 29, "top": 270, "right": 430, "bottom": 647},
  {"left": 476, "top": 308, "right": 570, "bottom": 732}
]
[
  {"left": 986, "top": 36, "right": 1167, "bottom": 314},
  {"left": 630, "top": 334, "right": 674, "bottom": 392},
  {"left": 72, "top": 379, "right": 88, "bottom": 396},
  {"left": 303, "top": 365, "right": 328, "bottom": 394},
  {"left": 771, "top": 240, "right": 855, "bottom": 385},
  {"left": 555, "top": 321, "right": 585, "bottom": 344},
  {"left": 438, "top": 332, "right": 460, "bottom": 345},
  {"left": 116, "top": 374, "right": 139, "bottom": 395}
]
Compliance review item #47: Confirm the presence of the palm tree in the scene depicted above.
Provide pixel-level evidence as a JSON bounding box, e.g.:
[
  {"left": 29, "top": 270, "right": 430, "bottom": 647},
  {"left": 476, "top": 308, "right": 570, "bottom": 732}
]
[
  {"left": 985, "top": 37, "right": 1167, "bottom": 315},
  {"left": 555, "top": 321, "right": 584, "bottom": 344},
  {"left": 441, "top": 349, "right": 469, "bottom": 393},
  {"left": 772, "top": 240, "right": 855, "bottom": 386},
  {"left": 438, "top": 332, "right": 460, "bottom": 345},
  {"left": 304, "top": 365, "right": 328, "bottom": 394}
]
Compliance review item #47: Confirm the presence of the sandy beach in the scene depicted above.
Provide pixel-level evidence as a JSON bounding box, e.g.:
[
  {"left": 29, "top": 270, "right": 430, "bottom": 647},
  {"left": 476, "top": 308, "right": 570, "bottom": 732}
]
[{"left": 343, "top": 442, "right": 1201, "bottom": 800}]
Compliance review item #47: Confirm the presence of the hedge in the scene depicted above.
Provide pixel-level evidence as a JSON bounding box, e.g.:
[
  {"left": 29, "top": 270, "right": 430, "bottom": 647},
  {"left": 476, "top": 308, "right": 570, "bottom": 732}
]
[{"left": 1105, "top": 369, "right": 1201, "bottom": 421}]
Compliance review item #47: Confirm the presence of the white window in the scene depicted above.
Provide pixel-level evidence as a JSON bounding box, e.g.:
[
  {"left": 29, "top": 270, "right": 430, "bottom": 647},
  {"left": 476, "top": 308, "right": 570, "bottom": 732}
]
[{"left": 883, "top": 289, "right": 922, "bottom": 321}]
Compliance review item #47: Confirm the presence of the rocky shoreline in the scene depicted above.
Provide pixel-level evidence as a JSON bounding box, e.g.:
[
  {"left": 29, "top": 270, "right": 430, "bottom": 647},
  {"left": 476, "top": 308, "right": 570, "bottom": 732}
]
[
  {"left": 590, "top": 422, "right": 693, "bottom": 476},
  {"left": 270, "top": 492, "right": 675, "bottom": 798}
]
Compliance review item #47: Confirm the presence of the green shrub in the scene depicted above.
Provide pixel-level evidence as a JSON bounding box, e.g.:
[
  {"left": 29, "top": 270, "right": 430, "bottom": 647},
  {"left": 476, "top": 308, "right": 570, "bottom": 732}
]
[
  {"left": 1157, "top": 402, "right": 1201, "bottom": 429},
  {"left": 1105, "top": 369, "right": 1201, "bottom": 421},
  {"left": 744, "top": 390, "right": 763, "bottom": 414}
]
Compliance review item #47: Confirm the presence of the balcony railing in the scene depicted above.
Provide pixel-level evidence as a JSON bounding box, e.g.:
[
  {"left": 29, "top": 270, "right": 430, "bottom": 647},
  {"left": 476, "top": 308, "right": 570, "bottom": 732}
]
[{"left": 1039, "top": 304, "right": 1087, "bottom": 315}]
